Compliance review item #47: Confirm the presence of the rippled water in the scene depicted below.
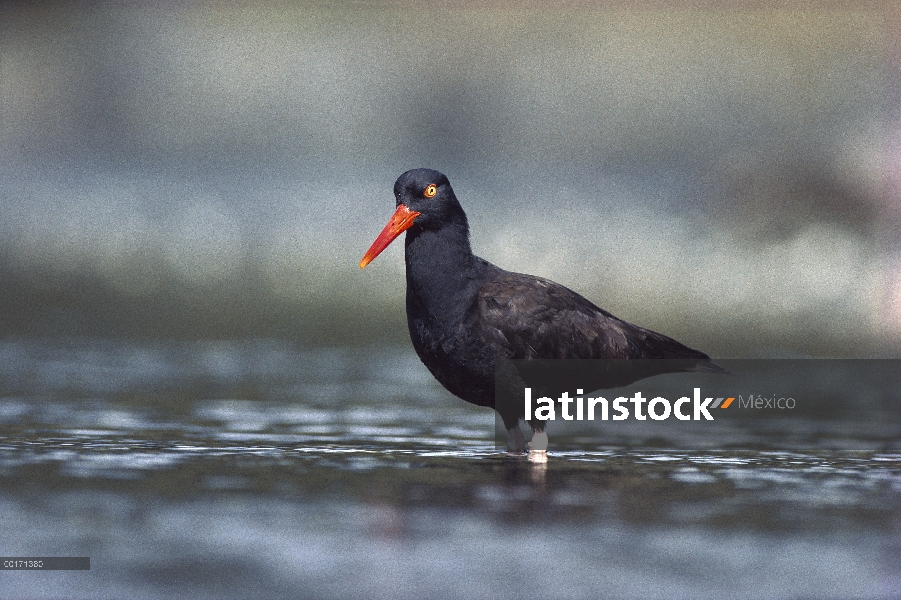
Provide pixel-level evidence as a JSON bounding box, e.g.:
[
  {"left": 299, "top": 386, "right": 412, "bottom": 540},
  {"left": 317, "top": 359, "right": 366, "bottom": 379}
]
[{"left": 1, "top": 339, "right": 900, "bottom": 599}]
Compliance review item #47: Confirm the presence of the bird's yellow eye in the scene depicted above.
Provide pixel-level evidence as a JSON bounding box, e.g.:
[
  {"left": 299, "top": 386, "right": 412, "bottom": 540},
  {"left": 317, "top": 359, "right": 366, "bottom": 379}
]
[{"left": 424, "top": 184, "right": 437, "bottom": 198}]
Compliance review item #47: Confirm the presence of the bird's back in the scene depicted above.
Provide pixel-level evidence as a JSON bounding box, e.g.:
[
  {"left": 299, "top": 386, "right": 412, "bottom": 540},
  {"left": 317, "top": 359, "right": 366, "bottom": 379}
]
[{"left": 473, "top": 262, "right": 710, "bottom": 362}]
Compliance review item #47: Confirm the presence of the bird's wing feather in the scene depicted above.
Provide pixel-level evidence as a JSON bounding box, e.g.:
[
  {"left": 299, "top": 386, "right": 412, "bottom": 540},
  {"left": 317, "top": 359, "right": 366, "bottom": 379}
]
[{"left": 474, "top": 270, "right": 709, "bottom": 361}]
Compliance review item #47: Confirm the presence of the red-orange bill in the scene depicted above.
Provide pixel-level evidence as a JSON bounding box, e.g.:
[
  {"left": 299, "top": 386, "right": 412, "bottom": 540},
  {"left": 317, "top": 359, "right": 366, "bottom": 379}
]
[{"left": 359, "top": 204, "right": 421, "bottom": 268}]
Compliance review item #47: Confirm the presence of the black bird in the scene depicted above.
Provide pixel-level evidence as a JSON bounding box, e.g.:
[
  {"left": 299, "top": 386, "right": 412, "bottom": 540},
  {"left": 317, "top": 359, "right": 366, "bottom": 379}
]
[{"left": 360, "top": 168, "right": 719, "bottom": 453}]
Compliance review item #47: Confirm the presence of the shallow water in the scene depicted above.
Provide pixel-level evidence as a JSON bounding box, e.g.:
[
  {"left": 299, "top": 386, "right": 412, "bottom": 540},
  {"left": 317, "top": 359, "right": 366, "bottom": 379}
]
[{"left": 1, "top": 339, "right": 900, "bottom": 599}]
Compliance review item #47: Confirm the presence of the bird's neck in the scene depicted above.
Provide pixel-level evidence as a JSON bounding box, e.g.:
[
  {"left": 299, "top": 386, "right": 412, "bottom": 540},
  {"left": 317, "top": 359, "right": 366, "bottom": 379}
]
[{"left": 404, "top": 223, "right": 482, "bottom": 326}]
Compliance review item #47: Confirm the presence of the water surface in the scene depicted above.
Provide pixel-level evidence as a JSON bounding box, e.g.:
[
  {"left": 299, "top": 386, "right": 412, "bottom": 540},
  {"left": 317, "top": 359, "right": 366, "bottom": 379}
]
[{"left": 1, "top": 339, "right": 899, "bottom": 599}]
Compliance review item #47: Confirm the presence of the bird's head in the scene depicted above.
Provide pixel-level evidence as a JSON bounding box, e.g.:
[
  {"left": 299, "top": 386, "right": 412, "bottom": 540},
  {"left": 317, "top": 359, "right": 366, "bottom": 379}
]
[{"left": 359, "top": 168, "right": 466, "bottom": 268}]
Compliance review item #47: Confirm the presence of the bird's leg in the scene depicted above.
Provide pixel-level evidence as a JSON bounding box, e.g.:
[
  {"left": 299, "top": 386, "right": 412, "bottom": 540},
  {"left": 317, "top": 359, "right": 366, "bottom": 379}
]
[
  {"left": 527, "top": 421, "right": 548, "bottom": 462},
  {"left": 506, "top": 425, "right": 525, "bottom": 454},
  {"left": 528, "top": 430, "right": 548, "bottom": 452}
]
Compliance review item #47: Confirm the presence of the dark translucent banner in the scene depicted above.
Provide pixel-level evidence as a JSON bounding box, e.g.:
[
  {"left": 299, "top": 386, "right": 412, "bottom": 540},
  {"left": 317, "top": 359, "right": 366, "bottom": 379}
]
[
  {"left": 494, "top": 359, "right": 901, "bottom": 451},
  {"left": 1, "top": 557, "right": 90, "bottom": 570}
]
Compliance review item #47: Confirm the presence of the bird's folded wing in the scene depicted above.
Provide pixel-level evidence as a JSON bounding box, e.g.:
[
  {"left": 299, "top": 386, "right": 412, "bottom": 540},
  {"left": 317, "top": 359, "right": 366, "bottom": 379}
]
[{"left": 475, "top": 271, "right": 709, "bottom": 361}]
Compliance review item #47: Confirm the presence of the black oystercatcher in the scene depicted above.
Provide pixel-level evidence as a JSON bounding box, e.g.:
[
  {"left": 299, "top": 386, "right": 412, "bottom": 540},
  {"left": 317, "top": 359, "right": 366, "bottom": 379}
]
[{"left": 360, "top": 168, "right": 719, "bottom": 453}]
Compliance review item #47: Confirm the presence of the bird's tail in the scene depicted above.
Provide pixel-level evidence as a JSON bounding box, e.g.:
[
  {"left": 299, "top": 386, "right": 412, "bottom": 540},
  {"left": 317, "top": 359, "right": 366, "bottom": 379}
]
[{"left": 689, "top": 360, "right": 729, "bottom": 375}]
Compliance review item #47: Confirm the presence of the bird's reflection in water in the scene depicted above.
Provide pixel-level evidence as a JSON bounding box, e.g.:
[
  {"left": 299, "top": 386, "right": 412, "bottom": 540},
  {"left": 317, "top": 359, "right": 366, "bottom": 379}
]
[
  {"left": 527, "top": 454, "right": 548, "bottom": 485},
  {"left": 502, "top": 450, "right": 548, "bottom": 489}
]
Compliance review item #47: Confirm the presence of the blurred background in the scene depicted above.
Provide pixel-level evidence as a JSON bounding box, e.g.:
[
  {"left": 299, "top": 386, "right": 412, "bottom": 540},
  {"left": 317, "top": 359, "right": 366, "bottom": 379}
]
[
  {"left": 1, "top": 2, "right": 898, "bottom": 357},
  {"left": 3, "top": 7, "right": 901, "bottom": 598}
]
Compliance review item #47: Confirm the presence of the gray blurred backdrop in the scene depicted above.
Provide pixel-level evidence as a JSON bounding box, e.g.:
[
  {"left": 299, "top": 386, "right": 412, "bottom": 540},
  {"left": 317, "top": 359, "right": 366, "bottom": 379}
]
[{"left": 1, "top": 3, "right": 898, "bottom": 356}]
